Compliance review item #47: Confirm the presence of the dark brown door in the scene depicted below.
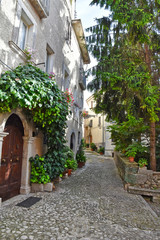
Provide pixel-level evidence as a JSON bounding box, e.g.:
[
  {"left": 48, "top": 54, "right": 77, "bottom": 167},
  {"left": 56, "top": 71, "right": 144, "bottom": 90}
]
[{"left": 0, "top": 114, "right": 24, "bottom": 201}]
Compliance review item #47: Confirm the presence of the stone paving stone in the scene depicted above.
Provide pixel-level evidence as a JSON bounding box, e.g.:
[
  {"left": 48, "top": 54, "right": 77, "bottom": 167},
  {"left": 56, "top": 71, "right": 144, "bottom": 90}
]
[{"left": 0, "top": 150, "right": 160, "bottom": 240}]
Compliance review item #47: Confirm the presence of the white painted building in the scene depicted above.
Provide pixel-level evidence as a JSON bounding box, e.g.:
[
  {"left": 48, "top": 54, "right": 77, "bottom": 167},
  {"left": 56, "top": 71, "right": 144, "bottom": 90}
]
[
  {"left": 0, "top": 0, "right": 90, "bottom": 201},
  {"left": 84, "top": 94, "right": 114, "bottom": 157}
]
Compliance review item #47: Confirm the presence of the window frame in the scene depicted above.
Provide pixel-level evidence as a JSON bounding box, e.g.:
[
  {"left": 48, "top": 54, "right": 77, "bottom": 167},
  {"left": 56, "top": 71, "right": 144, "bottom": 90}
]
[
  {"left": 17, "top": 10, "right": 33, "bottom": 50},
  {"left": 46, "top": 44, "right": 54, "bottom": 74}
]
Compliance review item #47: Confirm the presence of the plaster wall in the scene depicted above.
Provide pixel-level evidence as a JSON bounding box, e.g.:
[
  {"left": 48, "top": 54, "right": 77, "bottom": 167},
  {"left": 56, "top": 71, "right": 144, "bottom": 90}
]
[
  {"left": 0, "top": 0, "right": 87, "bottom": 199},
  {"left": 84, "top": 95, "right": 114, "bottom": 155},
  {"left": 0, "top": 0, "right": 85, "bottom": 155}
]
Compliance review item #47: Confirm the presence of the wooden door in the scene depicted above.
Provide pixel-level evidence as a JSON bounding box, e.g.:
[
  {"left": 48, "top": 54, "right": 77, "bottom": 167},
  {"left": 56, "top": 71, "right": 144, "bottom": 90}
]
[{"left": 0, "top": 114, "right": 24, "bottom": 201}]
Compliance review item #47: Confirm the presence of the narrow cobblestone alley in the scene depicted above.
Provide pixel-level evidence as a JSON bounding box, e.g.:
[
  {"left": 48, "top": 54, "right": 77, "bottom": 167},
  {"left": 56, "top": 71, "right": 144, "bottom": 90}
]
[{"left": 0, "top": 151, "right": 160, "bottom": 240}]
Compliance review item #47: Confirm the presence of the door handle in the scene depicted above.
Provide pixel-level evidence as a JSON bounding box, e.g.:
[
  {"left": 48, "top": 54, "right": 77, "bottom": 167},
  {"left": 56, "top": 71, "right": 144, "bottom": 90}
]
[
  {"left": 16, "top": 157, "right": 19, "bottom": 161},
  {"left": 2, "top": 159, "right": 6, "bottom": 163},
  {"left": 10, "top": 159, "right": 12, "bottom": 162}
]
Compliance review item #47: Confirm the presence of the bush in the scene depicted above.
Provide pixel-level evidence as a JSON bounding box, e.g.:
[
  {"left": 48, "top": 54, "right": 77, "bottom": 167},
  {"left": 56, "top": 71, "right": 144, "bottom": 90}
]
[
  {"left": 125, "top": 141, "right": 147, "bottom": 159},
  {"left": 138, "top": 158, "right": 148, "bottom": 168},
  {"left": 63, "top": 146, "right": 78, "bottom": 170},
  {"left": 90, "top": 143, "right": 97, "bottom": 151},
  {"left": 30, "top": 155, "right": 50, "bottom": 184},
  {"left": 98, "top": 147, "right": 104, "bottom": 154},
  {"left": 76, "top": 140, "right": 86, "bottom": 162},
  {"left": 66, "top": 159, "right": 78, "bottom": 170}
]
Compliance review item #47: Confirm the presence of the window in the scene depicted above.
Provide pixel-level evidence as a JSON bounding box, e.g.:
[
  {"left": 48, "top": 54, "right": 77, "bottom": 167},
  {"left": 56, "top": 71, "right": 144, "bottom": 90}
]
[
  {"left": 18, "top": 21, "right": 27, "bottom": 50},
  {"left": 78, "top": 131, "right": 81, "bottom": 144},
  {"left": 65, "top": 17, "right": 71, "bottom": 44},
  {"left": 62, "top": 69, "right": 70, "bottom": 91},
  {"left": 89, "top": 120, "right": 93, "bottom": 127},
  {"left": 91, "top": 101, "right": 94, "bottom": 108},
  {"left": 18, "top": 10, "right": 33, "bottom": 50},
  {"left": 98, "top": 117, "right": 101, "bottom": 126},
  {"left": 46, "top": 44, "right": 54, "bottom": 73}
]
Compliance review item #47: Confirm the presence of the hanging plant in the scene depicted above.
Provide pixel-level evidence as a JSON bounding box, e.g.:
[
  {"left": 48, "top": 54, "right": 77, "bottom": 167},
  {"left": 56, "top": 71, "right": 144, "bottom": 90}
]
[
  {"left": 82, "top": 110, "right": 88, "bottom": 118},
  {"left": 63, "top": 88, "right": 74, "bottom": 106},
  {"left": 24, "top": 46, "right": 36, "bottom": 64}
]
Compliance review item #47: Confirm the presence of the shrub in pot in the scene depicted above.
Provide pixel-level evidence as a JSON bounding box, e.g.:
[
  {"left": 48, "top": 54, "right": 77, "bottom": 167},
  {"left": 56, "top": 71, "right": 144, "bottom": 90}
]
[
  {"left": 90, "top": 143, "right": 97, "bottom": 151},
  {"left": 76, "top": 141, "right": 86, "bottom": 168},
  {"left": 30, "top": 155, "right": 50, "bottom": 184},
  {"left": 138, "top": 158, "right": 148, "bottom": 168},
  {"left": 63, "top": 146, "right": 77, "bottom": 175},
  {"left": 98, "top": 147, "right": 104, "bottom": 155}
]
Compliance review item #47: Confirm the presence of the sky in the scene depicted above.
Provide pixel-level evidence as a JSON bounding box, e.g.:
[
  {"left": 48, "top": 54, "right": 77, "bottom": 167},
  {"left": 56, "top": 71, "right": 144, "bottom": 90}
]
[{"left": 76, "top": 0, "right": 109, "bottom": 109}]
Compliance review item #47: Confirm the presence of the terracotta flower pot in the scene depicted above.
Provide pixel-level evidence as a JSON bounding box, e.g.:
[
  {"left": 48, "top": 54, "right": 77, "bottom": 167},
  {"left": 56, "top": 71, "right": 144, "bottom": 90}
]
[
  {"left": 129, "top": 156, "right": 134, "bottom": 162},
  {"left": 77, "top": 162, "right": 85, "bottom": 168},
  {"left": 99, "top": 152, "right": 103, "bottom": 155},
  {"left": 68, "top": 169, "right": 72, "bottom": 176}
]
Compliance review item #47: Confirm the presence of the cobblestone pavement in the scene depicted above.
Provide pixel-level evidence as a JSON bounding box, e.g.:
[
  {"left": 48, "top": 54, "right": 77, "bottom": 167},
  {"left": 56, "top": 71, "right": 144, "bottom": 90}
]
[{"left": 0, "top": 151, "right": 160, "bottom": 240}]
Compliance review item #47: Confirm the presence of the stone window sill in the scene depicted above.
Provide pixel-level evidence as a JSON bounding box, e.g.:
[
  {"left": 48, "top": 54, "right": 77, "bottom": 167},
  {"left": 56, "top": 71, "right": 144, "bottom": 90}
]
[{"left": 8, "top": 41, "right": 27, "bottom": 61}]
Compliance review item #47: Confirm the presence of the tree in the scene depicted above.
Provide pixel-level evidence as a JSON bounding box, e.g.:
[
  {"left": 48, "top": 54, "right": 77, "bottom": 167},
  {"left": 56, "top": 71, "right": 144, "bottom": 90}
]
[{"left": 87, "top": 0, "right": 160, "bottom": 170}]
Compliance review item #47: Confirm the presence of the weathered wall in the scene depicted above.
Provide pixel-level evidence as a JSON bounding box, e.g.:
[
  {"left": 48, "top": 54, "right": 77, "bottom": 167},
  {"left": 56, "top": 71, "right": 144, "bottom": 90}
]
[
  {"left": 114, "top": 152, "right": 160, "bottom": 202},
  {"left": 0, "top": 0, "right": 86, "bottom": 155},
  {"left": 0, "top": 0, "right": 87, "bottom": 199}
]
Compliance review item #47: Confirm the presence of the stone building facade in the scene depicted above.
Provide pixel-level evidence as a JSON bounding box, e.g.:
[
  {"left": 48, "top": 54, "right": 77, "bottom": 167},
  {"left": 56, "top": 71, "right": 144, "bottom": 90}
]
[
  {"left": 84, "top": 95, "right": 114, "bottom": 157},
  {"left": 0, "top": 0, "right": 90, "bottom": 202}
]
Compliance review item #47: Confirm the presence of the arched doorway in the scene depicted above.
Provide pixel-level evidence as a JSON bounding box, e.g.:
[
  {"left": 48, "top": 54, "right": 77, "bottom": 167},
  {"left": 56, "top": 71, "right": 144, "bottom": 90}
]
[
  {"left": 0, "top": 114, "right": 24, "bottom": 201},
  {"left": 70, "top": 132, "right": 75, "bottom": 151}
]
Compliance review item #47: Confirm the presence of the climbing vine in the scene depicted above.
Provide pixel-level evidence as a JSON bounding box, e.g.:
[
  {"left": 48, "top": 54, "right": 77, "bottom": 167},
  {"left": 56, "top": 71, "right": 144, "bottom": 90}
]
[{"left": 0, "top": 63, "right": 69, "bottom": 180}]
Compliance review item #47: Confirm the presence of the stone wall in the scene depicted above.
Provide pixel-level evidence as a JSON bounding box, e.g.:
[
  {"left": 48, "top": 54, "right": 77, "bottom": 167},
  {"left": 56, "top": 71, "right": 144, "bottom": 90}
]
[{"left": 114, "top": 152, "right": 160, "bottom": 202}]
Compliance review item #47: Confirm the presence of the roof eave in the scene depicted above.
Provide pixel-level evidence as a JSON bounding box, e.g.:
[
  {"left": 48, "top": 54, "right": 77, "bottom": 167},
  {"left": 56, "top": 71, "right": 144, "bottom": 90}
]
[{"left": 72, "top": 19, "right": 90, "bottom": 64}]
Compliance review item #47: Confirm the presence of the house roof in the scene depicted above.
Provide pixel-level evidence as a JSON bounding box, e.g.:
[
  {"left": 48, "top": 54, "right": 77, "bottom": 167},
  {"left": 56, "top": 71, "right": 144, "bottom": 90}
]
[{"left": 72, "top": 19, "right": 90, "bottom": 64}]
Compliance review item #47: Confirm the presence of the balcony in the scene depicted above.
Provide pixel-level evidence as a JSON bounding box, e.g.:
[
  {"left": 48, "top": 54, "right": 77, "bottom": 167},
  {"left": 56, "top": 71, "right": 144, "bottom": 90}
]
[
  {"left": 79, "top": 71, "right": 86, "bottom": 90},
  {"left": 29, "top": 0, "right": 50, "bottom": 18}
]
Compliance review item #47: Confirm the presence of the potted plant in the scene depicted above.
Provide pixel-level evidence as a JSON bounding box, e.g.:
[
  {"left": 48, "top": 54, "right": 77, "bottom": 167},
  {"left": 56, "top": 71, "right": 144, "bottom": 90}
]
[
  {"left": 76, "top": 141, "right": 86, "bottom": 168},
  {"left": 98, "top": 147, "right": 104, "bottom": 155},
  {"left": 125, "top": 149, "right": 136, "bottom": 162},
  {"left": 125, "top": 141, "right": 147, "bottom": 162},
  {"left": 66, "top": 158, "right": 78, "bottom": 176},
  {"left": 138, "top": 158, "right": 148, "bottom": 168},
  {"left": 90, "top": 143, "right": 97, "bottom": 151},
  {"left": 29, "top": 155, "right": 52, "bottom": 192},
  {"left": 63, "top": 146, "right": 77, "bottom": 176}
]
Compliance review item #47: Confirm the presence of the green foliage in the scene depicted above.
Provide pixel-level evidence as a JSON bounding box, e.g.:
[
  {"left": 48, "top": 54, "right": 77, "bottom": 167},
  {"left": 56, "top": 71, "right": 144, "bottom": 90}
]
[
  {"left": 0, "top": 64, "right": 69, "bottom": 180},
  {"left": 63, "top": 146, "right": 78, "bottom": 170},
  {"left": 30, "top": 155, "right": 50, "bottom": 184},
  {"left": 90, "top": 142, "right": 97, "bottom": 151},
  {"left": 98, "top": 146, "right": 104, "bottom": 154},
  {"left": 76, "top": 141, "right": 86, "bottom": 163},
  {"left": 125, "top": 142, "right": 147, "bottom": 159},
  {"left": 109, "top": 116, "right": 149, "bottom": 153},
  {"left": 63, "top": 145, "right": 74, "bottom": 160},
  {"left": 138, "top": 158, "right": 148, "bottom": 168},
  {"left": 65, "top": 159, "right": 78, "bottom": 170},
  {"left": 87, "top": 0, "right": 160, "bottom": 169}
]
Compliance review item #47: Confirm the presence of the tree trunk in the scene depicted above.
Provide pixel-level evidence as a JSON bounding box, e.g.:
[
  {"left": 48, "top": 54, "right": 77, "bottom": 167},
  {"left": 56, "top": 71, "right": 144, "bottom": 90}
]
[
  {"left": 150, "top": 121, "right": 156, "bottom": 171},
  {"left": 145, "top": 44, "right": 156, "bottom": 171}
]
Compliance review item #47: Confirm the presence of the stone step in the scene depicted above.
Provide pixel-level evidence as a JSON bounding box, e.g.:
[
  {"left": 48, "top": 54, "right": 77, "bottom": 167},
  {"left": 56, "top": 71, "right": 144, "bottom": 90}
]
[{"left": 128, "top": 186, "right": 160, "bottom": 203}]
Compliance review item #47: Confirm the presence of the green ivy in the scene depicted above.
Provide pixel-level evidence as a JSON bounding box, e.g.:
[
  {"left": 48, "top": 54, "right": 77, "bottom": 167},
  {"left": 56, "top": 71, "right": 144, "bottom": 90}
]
[
  {"left": 0, "top": 64, "right": 69, "bottom": 181},
  {"left": 30, "top": 155, "right": 50, "bottom": 184}
]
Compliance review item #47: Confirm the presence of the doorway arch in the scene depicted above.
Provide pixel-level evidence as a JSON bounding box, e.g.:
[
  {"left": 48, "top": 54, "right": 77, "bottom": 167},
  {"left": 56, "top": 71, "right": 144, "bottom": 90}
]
[{"left": 0, "top": 114, "right": 24, "bottom": 201}]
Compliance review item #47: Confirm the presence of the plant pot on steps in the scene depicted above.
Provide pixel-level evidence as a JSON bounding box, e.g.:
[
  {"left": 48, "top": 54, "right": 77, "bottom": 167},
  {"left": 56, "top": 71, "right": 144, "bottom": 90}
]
[
  {"left": 77, "top": 162, "right": 85, "bottom": 168},
  {"left": 68, "top": 169, "right": 72, "bottom": 176},
  {"left": 128, "top": 156, "right": 134, "bottom": 162}
]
